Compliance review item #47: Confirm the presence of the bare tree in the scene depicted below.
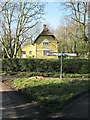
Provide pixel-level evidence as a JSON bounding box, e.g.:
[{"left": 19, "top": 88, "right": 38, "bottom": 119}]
[
  {"left": 55, "top": 18, "right": 89, "bottom": 58},
  {"left": 0, "top": 1, "right": 45, "bottom": 58},
  {"left": 56, "top": 0, "right": 90, "bottom": 58},
  {"left": 61, "top": 0, "right": 88, "bottom": 42}
]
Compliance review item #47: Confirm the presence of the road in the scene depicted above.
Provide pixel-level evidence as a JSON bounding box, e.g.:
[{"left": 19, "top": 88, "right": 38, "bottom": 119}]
[
  {"left": 0, "top": 81, "right": 42, "bottom": 119},
  {"left": 49, "top": 93, "right": 89, "bottom": 119},
  {"left": 62, "top": 93, "right": 89, "bottom": 118}
]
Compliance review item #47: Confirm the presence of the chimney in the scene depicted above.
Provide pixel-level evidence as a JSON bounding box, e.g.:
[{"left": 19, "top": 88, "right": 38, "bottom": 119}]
[{"left": 43, "top": 24, "right": 47, "bottom": 31}]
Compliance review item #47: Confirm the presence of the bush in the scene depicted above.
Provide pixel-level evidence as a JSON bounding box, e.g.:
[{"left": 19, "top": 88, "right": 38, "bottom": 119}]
[{"left": 2, "top": 58, "right": 90, "bottom": 74}]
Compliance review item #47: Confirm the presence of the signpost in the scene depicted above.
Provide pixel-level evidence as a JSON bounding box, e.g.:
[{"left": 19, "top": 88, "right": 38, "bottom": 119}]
[
  {"left": 47, "top": 52, "right": 77, "bottom": 57},
  {"left": 47, "top": 52, "right": 77, "bottom": 78}
]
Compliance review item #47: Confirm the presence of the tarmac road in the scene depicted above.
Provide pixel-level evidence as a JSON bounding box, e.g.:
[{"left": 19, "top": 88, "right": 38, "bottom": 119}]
[
  {"left": 0, "top": 81, "right": 17, "bottom": 118},
  {"left": 62, "top": 93, "right": 89, "bottom": 118},
  {"left": 49, "top": 92, "right": 89, "bottom": 119},
  {"left": 0, "top": 81, "right": 42, "bottom": 119}
]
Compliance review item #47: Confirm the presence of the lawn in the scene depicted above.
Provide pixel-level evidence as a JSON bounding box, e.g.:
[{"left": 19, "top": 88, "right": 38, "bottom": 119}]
[
  {"left": 13, "top": 77, "right": 89, "bottom": 113},
  {"left": 2, "top": 71, "right": 89, "bottom": 78}
]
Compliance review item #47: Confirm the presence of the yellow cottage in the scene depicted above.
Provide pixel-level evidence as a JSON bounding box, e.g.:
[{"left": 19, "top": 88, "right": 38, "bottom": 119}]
[{"left": 21, "top": 25, "right": 59, "bottom": 59}]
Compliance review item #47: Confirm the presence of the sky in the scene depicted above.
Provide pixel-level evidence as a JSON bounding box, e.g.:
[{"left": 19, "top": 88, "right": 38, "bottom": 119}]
[
  {"left": 0, "top": 1, "right": 67, "bottom": 36},
  {"left": 42, "top": 2, "right": 65, "bottom": 30},
  {"left": 1, "top": 1, "right": 66, "bottom": 30},
  {"left": 1, "top": 0, "right": 89, "bottom": 35},
  {"left": 0, "top": 0, "right": 71, "bottom": 30},
  {"left": 43, "top": 0, "right": 89, "bottom": 31}
]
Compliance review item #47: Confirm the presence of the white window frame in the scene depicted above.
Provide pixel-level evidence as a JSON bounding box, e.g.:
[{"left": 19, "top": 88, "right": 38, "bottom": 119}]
[
  {"left": 22, "top": 51, "right": 26, "bottom": 58},
  {"left": 43, "top": 42, "right": 49, "bottom": 46},
  {"left": 43, "top": 50, "right": 50, "bottom": 56},
  {"left": 22, "top": 51, "right": 26, "bottom": 54},
  {"left": 29, "top": 51, "right": 32, "bottom": 54}
]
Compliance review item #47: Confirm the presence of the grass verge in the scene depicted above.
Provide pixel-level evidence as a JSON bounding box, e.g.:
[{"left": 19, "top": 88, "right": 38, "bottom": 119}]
[
  {"left": 13, "top": 78, "right": 89, "bottom": 114},
  {"left": 2, "top": 71, "right": 90, "bottom": 78}
]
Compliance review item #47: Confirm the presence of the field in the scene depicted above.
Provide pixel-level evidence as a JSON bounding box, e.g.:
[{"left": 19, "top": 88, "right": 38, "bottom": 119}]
[{"left": 13, "top": 77, "right": 89, "bottom": 113}]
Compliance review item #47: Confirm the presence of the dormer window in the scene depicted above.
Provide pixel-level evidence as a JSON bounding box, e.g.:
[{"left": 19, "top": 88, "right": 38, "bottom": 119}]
[{"left": 43, "top": 42, "right": 49, "bottom": 46}]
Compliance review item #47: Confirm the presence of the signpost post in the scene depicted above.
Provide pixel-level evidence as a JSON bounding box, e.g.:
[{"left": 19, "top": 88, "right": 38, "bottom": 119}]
[
  {"left": 47, "top": 52, "right": 77, "bottom": 79},
  {"left": 60, "top": 52, "right": 63, "bottom": 78}
]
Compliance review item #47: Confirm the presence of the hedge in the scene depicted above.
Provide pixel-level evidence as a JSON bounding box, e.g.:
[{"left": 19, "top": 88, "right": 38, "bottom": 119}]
[{"left": 2, "top": 58, "right": 90, "bottom": 74}]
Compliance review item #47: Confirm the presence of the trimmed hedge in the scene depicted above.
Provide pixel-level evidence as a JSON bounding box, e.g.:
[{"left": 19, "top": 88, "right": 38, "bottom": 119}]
[{"left": 2, "top": 58, "right": 90, "bottom": 74}]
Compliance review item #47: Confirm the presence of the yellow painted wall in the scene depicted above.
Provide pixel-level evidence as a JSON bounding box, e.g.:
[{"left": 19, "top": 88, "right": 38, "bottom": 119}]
[
  {"left": 21, "top": 35, "right": 58, "bottom": 59},
  {"left": 22, "top": 44, "right": 35, "bottom": 58},
  {"left": 36, "top": 36, "right": 58, "bottom": 59}
]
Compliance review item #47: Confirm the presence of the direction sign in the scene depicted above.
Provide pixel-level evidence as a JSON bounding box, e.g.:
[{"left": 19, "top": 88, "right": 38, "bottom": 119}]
[
  {"left": 47, "top": 52, "right": 77, "bottom": 79},
  {"left": 62, "top": 53, "right": 77, "bottom": 56},
  {"left": 47, "top": 52, "right": 62, "bottom": 56},
  {"left": 47, "top": 52, "right": 77, "bottom": 56}
]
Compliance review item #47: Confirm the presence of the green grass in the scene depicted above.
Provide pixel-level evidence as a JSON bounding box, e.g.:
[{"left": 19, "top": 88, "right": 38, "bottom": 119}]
[
  {"left": 2, "top": 71, "right": 89, "bottom": 78},
  {"left": 13, "top": 78, "right": 89, "bottom": 113}
]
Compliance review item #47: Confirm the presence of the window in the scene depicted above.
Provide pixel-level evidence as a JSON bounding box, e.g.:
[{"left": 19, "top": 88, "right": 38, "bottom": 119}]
[
  {"left": 43, "top": 42, "right": 49, "bottom": 46},
  {"left": 22, "top": 51, "right": 26, "bottom": 58},
  {"left": 43, "top": 50, "right": 50, "bottom": 56},
  {"left": 29, "top": 51, "right": 32, "bottom": 54},
  {"left": 22, "top": 51, "right": 26, "bottom": 54}
]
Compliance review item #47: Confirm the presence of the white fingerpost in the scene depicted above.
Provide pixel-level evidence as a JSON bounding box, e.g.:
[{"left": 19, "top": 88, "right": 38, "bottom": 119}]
[
  {"left": 47, "top": 52, "right": 77, "bottom": 79},
  {"left": 60, "top": 51, "right": 63, "bottom": 78}
]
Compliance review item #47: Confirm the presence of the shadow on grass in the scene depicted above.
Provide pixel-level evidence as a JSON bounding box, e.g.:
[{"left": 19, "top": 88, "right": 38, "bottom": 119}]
[{"left": 18, "top": 79, "right": 89, "bottom": 116}]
